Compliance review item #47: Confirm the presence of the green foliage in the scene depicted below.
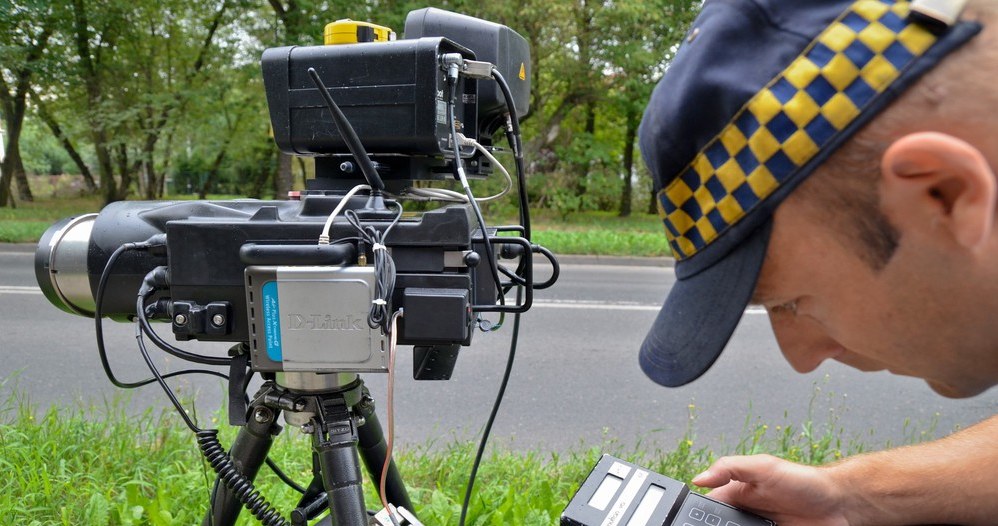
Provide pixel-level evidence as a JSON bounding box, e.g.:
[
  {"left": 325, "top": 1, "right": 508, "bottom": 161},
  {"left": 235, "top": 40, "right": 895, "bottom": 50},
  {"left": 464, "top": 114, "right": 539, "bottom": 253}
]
[
  {"left": 2, "top": 0, "right": 702, "bottom": 212},
  {"left": 0, "top": 379, "right": 944, "bottom": 525},
  {"left": 0, "top": 197, "right": 673, "bottom": 258},
  {"left": 18, "top": 119, "right": 75, "bottom": 176}
]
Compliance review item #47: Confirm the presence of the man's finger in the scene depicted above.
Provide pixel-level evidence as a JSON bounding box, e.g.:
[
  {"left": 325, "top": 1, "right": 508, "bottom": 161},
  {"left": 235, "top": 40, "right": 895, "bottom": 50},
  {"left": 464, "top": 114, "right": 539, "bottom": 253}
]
[{"left": 692, "top": 454, "right": 781, "bottom": 488}]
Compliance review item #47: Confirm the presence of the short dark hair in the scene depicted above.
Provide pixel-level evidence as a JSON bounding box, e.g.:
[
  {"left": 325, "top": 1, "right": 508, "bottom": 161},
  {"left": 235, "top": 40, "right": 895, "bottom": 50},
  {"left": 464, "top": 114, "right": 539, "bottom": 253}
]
[
  {"left": 795, "top": 1, "right": 996, "bottom": 270},
  {"left": 796, "top": 144, "right": 899, "bottom": 271}
]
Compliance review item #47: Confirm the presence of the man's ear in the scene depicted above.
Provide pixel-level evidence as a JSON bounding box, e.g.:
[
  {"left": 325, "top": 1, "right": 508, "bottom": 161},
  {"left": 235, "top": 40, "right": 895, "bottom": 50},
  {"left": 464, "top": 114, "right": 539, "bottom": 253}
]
[{"left": 880, "top": 132, "right": 996, "bottom": 251}]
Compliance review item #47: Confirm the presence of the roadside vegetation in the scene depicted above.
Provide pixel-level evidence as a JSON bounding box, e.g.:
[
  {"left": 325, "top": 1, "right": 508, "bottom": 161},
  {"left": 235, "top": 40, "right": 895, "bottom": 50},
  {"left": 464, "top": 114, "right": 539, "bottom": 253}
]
[
  {"left": 2, "top": 1, "right": 700, "bottom": 219},
  {"left": 1, "top": 191, "right": 671, "bottom": 258},
  {"left": 0, "top": 383, "right": 941, "bottom": 525}
]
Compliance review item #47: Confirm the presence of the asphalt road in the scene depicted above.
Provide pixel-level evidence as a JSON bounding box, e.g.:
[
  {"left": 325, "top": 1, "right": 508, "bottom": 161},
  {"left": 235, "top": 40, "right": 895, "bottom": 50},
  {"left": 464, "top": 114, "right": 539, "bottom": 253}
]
[{"left": 3, "top": 243, "right": 997, "bottom": 455}]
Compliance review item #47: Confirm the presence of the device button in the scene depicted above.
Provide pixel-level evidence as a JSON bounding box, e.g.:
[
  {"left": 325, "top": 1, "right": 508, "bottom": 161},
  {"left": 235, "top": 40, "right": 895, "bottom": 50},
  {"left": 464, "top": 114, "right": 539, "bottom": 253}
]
[
  {"left": 705, "top": 514, "right": 721, "bottom": 526},
  {"left": 725, "top": 521, "right": 742, "bottom": 526},
  {"left": 689, "top": 508, "right": 705, "bottom": 520}
]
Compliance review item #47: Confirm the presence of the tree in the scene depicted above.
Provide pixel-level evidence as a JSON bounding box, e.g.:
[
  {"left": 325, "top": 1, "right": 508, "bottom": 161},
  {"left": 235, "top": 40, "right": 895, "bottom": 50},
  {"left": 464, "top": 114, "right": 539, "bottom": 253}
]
[
  {"left": 30, "top": 91, "right": 97, "bottom": 192},
  {"left": 57, "top": 0, "right": 238, "bottom": 205},
  {"left": 0, "top": 0, "right": 56, "bottom": 207},
  {"left": 599, "top": 0, "right": 699, "bottom": 216}
]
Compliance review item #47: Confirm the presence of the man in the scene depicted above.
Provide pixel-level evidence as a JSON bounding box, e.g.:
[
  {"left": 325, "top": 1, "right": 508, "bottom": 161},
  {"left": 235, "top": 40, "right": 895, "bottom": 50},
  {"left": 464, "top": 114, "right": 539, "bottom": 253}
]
[{"left": 638, "top": 0, "right": 997, "bottom": 523}]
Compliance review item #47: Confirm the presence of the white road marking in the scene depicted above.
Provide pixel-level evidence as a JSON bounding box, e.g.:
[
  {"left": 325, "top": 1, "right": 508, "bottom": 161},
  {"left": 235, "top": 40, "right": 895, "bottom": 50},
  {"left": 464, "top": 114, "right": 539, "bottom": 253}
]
[
  {"left": 532, "top": 299, "right": 769, "bottom": 314},
  {"left": 0, "top": 286, "right": 771, "bottom": 316},
  {"left": 0, "top": 286, "right": 41, "bottom": 295}
]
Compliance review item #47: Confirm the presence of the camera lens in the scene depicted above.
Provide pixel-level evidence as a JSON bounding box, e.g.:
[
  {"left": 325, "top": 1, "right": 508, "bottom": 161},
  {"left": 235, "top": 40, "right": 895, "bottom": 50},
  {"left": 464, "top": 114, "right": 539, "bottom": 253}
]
[{"left": 35, "top": 214, "right": 98, "bottom": 317}]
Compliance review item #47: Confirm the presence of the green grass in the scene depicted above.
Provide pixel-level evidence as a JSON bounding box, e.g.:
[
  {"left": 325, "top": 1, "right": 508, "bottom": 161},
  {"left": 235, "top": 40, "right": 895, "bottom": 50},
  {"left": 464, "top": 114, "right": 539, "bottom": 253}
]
[
  {"left": 1, "top": 197, "right": 670, "bottom": 257},
  {"left": 0, "top": 382, "right": 938, "bottom": 525},
  {"left": 0, "top": 196, "right": 103, "bottom": 243},
  {"left": 500, "top": 210, "right": 670, "bottom": 257}
]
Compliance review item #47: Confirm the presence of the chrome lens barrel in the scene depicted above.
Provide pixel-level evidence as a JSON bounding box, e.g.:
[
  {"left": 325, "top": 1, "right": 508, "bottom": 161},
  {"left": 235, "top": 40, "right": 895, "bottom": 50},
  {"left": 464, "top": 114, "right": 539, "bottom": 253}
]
[{"left": 34, "top": 214, "right": 98, "bottom": 317}]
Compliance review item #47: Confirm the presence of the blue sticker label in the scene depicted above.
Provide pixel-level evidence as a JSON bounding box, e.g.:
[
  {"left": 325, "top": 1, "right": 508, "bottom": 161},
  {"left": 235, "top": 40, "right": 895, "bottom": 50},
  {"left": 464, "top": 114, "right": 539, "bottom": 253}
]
[{"left": 262, "top": 281, "right": 282, "bottom": 362}]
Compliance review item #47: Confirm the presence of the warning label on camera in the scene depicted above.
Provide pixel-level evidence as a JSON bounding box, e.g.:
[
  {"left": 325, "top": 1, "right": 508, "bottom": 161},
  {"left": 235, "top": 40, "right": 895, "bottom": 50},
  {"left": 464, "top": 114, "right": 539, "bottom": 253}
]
[{"left": 262, "top": 281, "right": 282, "bottom": 362}]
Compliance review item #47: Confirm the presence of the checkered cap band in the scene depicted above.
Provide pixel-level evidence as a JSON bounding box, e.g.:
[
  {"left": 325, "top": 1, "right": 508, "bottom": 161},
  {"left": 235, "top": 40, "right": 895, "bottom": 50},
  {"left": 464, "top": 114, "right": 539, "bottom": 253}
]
[{"left": 660, "top": 0, "right": 937, "bottom": 260}]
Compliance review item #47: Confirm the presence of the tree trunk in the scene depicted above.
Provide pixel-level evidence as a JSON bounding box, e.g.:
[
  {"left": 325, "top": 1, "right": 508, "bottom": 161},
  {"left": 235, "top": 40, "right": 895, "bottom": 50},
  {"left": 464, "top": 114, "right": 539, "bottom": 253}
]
[
  {"left": 0, "top": 156, "right": 10, "bottom": 208},
  {"left": 0, "top": 119, "right": 23, "bottom": 208},
  {"left": 0, "top": 96, "right": 29, "bottom": 207},
  {"left": 33, "top": 96, "right": 97, "bottom": 193},
  {"left": 0, "top": 142, "right": 25, "bottom": 208},
  {"left": 249, "top": 149, "right": 275, "bottom": 199},
  {"left": 94, "top": 140, "right": 118, "bottom": 206},
  {"left": 618, "top": 108, "right": 638, "bottom": 217},
  {"left": 296, "top": 157, "right": 307, "bottom": 189},
  {"left": 141, "top": 142, "right": 158, "bottom": 200},
  {"left": 0, "top": 19, "right": 52, "bottom": 207},
  {"left": 275, "top": 152, "right": 292, "bottom": 199},
  {"left": 14, "top": 162, "right": 33, "bottom": 202},
  {"left": 575, "top": 101, "right": 597, "bottom": 195},
  {"left": 199, "top": 146, "right": 228, "bottom": 199},
  {"left": 114, "top": 143, "right": 132, "bottom": 201}
]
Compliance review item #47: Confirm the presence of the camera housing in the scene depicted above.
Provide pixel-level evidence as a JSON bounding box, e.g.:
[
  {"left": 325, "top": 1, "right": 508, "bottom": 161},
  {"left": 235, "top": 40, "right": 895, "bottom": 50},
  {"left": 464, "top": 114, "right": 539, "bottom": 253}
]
[
  {"left": 263, "top": 7, "right": 530, "bottom": 189},
  {"left": 34, "top": 8, "right": 537, "bottom": 376}
]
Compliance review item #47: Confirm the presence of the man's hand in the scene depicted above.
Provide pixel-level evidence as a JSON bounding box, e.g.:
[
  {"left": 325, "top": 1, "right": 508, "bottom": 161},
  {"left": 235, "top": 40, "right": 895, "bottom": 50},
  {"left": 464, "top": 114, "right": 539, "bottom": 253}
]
[
  {"left": 692, "top": 416, "right": 998, "bottom": 526},
  {"left": 692, "top": 454, "right": 852, "bottom": 526}
]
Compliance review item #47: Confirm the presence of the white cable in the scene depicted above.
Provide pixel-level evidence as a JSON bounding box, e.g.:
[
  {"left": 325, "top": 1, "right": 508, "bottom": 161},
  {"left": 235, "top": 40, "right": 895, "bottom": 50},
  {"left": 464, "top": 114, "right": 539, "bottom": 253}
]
[
  {"left": 468, "top": 138, "right": 513, "bottom": 203},
  {"left": 405, "top": 187, "right": 468, "bottom": 202},
  {"left": 396, "top": 135, "right": 512, "bottom": 205},
  {"left": 318, "top": 184, "right": 371, "bottom": 244}
]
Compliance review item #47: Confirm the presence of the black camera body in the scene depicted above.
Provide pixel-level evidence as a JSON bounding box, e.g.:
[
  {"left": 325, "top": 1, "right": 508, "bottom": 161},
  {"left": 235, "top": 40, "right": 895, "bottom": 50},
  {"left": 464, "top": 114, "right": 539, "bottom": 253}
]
[
  {"left": 35, "top": 8, "right": 536, "bottom": 377},
  {"left": 263, "top": 7, "right": 530, "bottom": 188}
]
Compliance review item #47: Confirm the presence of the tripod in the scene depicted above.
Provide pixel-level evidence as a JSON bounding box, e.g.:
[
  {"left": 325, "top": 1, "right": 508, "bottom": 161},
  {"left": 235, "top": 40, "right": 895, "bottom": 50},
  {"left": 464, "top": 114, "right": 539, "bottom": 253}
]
[{"left": 203, "top": 372, "right": 412, "bottom": 526}]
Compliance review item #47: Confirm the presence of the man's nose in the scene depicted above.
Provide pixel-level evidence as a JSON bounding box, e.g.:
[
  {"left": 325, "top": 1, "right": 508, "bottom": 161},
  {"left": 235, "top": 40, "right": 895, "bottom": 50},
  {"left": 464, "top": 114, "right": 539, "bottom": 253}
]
[{"left": 767, "top": 311, "right": 844, "bottom": 373}]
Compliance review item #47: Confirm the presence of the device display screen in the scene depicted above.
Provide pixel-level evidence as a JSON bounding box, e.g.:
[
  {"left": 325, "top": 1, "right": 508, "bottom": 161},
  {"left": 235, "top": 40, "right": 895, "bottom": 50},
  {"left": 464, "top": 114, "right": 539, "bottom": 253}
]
[
  {"left": 626, "top": 485, "right": 666, "bottom": 526},
  {"left": 588, "top": 474, "right": 624, "bottom": 511}
]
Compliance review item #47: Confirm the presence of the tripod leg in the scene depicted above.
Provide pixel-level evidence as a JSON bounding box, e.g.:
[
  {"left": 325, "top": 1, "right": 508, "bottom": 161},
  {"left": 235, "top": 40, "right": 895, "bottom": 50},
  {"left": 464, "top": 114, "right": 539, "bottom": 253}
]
[
  {"left": 202, "top": 405, "right": 282, "bottom": 526},
  {"left": 356, "top": 391, "right": 413, "bottom": 512},
  {"left": 312, "top": 401, "right": 368, "bottom": 526}
]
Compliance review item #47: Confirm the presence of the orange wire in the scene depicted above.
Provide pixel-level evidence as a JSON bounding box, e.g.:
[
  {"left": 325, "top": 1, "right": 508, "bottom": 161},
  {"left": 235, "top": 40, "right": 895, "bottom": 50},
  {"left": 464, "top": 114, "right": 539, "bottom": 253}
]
[{"left": 379, "top": 310, "right": 402, "bottom": 521}]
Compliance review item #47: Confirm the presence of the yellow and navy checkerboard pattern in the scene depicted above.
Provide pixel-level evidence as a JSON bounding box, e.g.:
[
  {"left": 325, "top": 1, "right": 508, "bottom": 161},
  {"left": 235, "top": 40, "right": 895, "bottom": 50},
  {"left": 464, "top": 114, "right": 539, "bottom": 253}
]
[{"left": 659, "top": 0, "right": 937, "bottom": 260}]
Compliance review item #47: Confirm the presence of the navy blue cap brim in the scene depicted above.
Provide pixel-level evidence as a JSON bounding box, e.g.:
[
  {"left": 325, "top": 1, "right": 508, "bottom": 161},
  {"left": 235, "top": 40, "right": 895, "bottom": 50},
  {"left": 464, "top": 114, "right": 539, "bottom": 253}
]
[{"left": 640, "top": 219, "right": 773, "bottom": 387}]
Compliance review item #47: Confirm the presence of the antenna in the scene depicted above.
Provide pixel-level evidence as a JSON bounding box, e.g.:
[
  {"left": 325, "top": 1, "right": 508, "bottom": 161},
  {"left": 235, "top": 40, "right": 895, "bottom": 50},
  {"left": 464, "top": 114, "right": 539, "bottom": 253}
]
[{"left": 307, "top": 67, "right": 385, "bottom": 192}]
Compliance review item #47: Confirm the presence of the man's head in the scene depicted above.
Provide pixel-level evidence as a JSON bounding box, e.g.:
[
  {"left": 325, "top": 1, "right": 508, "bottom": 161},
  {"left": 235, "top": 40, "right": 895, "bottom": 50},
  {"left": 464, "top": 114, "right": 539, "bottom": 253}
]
[
  {"left": 760, "top": 2, "right": 998, "bottom": 397},
  {"left": 639, "top": 0, "right": 997, "bottom": 396}
]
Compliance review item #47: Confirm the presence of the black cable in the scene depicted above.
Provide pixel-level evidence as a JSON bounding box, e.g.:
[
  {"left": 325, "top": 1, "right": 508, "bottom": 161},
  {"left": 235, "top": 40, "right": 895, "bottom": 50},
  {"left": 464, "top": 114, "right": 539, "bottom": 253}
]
[
  {"left": 265, "top": 458, "right": 307, "bottom": 494},
  {"left": 96, "top": 241, "right": 231, "bottom": 388},
  {"left": 135, "top": 300, "right": 201, "bottom": 433},
  {"left": 456, "top": 64, "right": 540, "bottom": 526},
  {"left": 446, "top": 75, "right": 506, "bottom": 313},
  {"left": 492, "top": 67, "right": 536, "bottom": 312},
  {"left": 344, "top": 204, "right": 402, "bottom": 332},
  {"left": 96, "top": 244, "right": 149, "bottom": 388},
  {"left": 138, "top": 307, "right": 232, "bottom": 366},
  {"left": 532, "top": 245, "right": 560, "bottom": 290},
  {"left": 197, "top": 430, "right": 291, "bottom": 526},
  {"left": 492, "top": 67, "right": 530, "bottom": 241},
  {"left": 459, "top": 291, "right": 524, "bottom": 526},
  {"left": 133, "top": 272, "right": 290, "bottom": 525}
]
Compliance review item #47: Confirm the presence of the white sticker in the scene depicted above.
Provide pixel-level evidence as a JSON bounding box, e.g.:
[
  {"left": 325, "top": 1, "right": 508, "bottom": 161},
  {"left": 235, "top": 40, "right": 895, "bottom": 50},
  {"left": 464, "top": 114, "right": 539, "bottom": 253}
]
[
  {"left": 601, "top": 469, "right": 648, "bottom": 526},
  {"left": 608, "top": 462, "right": 632, "bottom": 479}
]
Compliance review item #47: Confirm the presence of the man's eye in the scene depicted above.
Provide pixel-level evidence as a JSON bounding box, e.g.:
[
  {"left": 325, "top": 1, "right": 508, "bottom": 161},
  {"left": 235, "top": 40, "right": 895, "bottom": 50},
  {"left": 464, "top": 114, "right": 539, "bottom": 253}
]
[{"left": 768, "top": 300, "right": 798, "bottom": 315}]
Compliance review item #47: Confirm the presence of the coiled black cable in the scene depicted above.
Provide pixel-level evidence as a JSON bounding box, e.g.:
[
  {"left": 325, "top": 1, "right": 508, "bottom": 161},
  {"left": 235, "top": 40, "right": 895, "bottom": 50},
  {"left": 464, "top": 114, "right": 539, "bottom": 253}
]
[
  {"left": 134, "top": 269, "right": 291, "bottom": 526},
  {"left": 196, "top": 430, "right": 291, "bottom": 526}
]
